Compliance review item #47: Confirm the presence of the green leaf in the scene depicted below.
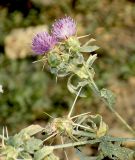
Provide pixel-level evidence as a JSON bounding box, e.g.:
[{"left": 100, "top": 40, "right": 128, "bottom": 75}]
[
  {"left": 80, "top": 46, "right": 99, "bottom": 53},
  {"left": 102, "top": 135, "right": 135, "bottom": 143},
  {"left": 23, "top": 137, "right": 42, "bottom": 154},
  {"left": 34, "top": 146, "right": 53, "bottom": 160},
  {"left": 86, "top": 54, "right": 97, "bottom": 67},
  {"left": 67, "top": 74, "right": 88, "bottom": 97},
  {"left": 90, "top": 114, "right": 108, "bottom": 137},
  {"left": 76, "top": 114, "right": 108, "bottom": 137},
  {"left": 44, "top": 153, "right": 59, "bottom": 160},
  {"left": 73, "top": 130, "right": 96, "bottom": 139},
  {"left": 19, "top": 125, "right": 44, "bottom": 136},
  {"left": 99, "top": 141, "right": 135, "bottom": 160},
  {"left": 57, "top": 62, "right": 69, "bottom": 77},
  {"left": 68, "top": 63, "right": 88, "bottom": 79},
  {"left": 7, "top": 125, "right": 44, "bottom": 148},
  {"left": 7, "top": 134, "right": 24, "bottom": 148},
  {"left": 100, "top": 88, "right": 116, "bottom": 108},
  {"left": 1, "top": 146, "right": 18, "bottom": 159},
  {"left": 19, "top": 152, "right": 32, "bottom": 159},
  {"left": 72, "top": 53, "right": 84, "bottom": 65},
  {"left": 47, "top": 52, "right": 61, "bottom": 67}
]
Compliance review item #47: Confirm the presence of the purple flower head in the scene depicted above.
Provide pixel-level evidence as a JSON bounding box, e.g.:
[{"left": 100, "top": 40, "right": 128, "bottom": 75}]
[
  {"left": 51, "top": 16, "right": 76, "bottom": 40},
  {"left": 32, "top": 32, "right": 57, "bottom": 54}
]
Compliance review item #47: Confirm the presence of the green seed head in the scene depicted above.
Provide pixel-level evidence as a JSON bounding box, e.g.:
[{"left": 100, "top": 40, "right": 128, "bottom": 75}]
[{"left": 52, "top": 118, "right": 73, "bottom": 136}]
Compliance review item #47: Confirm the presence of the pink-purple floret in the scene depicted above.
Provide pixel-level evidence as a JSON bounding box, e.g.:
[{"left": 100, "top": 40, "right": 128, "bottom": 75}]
[
  {"left": 32, "top": 32, "right": 57, "bottom": 54},
  {"left": 52, "top": 16, "right": 76, "bottom": 40},
  {"left": 32, "top": 16, "right": 76, "bottom": 54}
]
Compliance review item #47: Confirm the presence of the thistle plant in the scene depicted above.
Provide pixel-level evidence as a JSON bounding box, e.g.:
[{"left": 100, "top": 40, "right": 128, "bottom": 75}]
[
  {"left": 31, "top": 16, "right": 134, "bottom": 134},
  {"left": 1, "top": 16, "right": 135, "bottom": 160}
]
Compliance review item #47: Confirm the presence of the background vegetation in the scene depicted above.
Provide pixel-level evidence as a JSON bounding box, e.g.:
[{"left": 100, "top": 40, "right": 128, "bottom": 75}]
[{"left": 0, "top": 0, "right": 135, "bottom": 138}]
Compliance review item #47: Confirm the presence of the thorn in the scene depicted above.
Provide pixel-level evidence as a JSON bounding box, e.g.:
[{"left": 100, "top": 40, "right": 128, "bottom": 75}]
[
  {"left": 56, "top": 76, "right": 58, "bottom": 83},
  {"left": 43, "top": 132, "right": 57, "bottom": 142},
  {"left": 71, "top": 112, "right": 91, "bottom": 119},
  {"left": 77, "top": 34, "right": 91, "bottom": 39},
  {"left": 5, "top": 126, "right": 8, "bottom": 139},
  {"left": 42, "top": 62, "right": 45, "bottom": 71},
  {"left": 32, "top": 59, "right": 44, "bottom": 63},
  {"left": 83, "top": 38, "right": 96, "bottom": 47},
  {"left": 2, "top": 127, "right": 5, "bottom": 148},
  {"left": 43, "top": 112, "right": 54, "bottom": 119}
]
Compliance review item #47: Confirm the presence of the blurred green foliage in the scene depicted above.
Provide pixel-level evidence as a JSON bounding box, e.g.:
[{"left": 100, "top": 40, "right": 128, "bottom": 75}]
[
  {"left": 0, "top": 56, "right": 73, "bottom": 132},
  {"left": 0, "top": 0, "right": 135, "bottom": 132}
]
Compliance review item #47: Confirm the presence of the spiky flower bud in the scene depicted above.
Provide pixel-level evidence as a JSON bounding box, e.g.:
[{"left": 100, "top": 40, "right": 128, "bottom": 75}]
[{"left": 52, "top": 118, "right": 73, "bottom": 136}]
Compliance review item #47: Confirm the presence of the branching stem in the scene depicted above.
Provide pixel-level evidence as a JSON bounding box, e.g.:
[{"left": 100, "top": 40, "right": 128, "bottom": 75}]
[{"left": 83, "top": 60, "right": 135, "bottom": 135}]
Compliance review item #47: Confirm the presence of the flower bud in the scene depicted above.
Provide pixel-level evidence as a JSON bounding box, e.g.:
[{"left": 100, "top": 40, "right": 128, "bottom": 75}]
[
  {"left": 47, "top": 52, "right": 61, "bottom": 68},
  {"left": 66, "top": 37, "right": 80, "bottom": 53}
]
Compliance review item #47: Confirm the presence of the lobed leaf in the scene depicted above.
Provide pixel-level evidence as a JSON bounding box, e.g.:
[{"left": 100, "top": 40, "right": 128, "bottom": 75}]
[
  {"left": 23, "top": 137, "right": 42, "bottom": 154},
  {"left": 7, "top": 134, "right": 24, "bottom": 148},
  {"left": 1, "top": 146, "right": 18, "bottom": 159},
  {"left": 67, "top": 74, "right": 88, "bottom": 97},
  {"left": 100, "top": 88, "right": 116, "bottom": 108},
  {"left": 99, "top": 141, "right": 135, "bottom": 160}
]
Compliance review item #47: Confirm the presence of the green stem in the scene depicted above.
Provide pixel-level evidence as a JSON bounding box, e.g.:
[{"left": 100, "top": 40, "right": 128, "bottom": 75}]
[
  {"left": 52, "top": 139, "right": 100, "bottom": 150},
  {"left": 83, "top": 61, "right": 135, "bottom": 135},
  {"left": 68, "top": 86, "right": 83, "bottom": 118},
  {"left": 49, "top": 136, "right": 135, "bottom": 150},
  {"left": 109, "top": 107, "right": 135, "bottom": 135}
]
